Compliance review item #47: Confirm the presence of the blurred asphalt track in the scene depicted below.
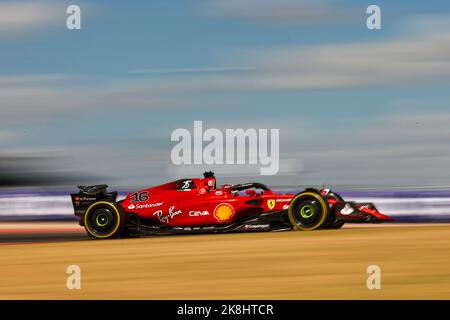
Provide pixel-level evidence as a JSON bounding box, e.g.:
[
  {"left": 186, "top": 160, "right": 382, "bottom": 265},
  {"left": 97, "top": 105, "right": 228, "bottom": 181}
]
[
  {"left": 1, "top": 188, "right": 450, "bottom": 299},
  {"left": 0, "top": 221, "right": 439, "bottom": 244},
  {"left": 0, "top": 222, "right": 450, "bottom": 299},
  {"left": 0, "top": 222, "right": 87, "bottom": 243}
]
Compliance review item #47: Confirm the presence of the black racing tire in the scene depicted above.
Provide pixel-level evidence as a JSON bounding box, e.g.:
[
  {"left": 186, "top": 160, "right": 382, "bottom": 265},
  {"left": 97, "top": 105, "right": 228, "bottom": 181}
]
[
  {"left": 83, "top": 201, "right": 126, "bottom": 239},
  {"left": 331, "top": 220, "right": 345, "bottom": 229},
  {"left": 288, "top": 191, "right": 330, "bottom": 231},
  {"left": 325, "top": 220, "right": 345, "bottom": 229}
]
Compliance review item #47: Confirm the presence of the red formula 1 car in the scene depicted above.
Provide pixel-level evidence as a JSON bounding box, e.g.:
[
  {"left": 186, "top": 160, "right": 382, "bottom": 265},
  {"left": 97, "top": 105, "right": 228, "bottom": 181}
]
[{"left": 71, "top": 172, "right": 391, "bottom": 239}]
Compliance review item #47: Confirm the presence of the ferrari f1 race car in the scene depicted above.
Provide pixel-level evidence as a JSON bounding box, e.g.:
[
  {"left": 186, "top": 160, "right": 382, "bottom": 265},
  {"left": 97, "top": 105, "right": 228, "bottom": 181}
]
[{"left": 71, "top": 172, "right": 391, "bottom": 239}]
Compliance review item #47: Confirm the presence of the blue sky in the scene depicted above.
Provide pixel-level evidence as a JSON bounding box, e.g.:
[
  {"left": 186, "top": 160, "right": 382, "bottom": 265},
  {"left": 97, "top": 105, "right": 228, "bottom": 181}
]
[
  {"left": 1, "top": 0, "right": 450, "bottom": 186},
  {"left": 3, "top": 0, "right": 449, "bottom": 74}
]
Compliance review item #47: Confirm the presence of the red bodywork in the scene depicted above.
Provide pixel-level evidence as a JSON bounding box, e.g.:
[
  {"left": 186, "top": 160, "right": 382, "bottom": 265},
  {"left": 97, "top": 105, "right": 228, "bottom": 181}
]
[{"left": 119, "top": 176, "right": 391, "bottom": 227}]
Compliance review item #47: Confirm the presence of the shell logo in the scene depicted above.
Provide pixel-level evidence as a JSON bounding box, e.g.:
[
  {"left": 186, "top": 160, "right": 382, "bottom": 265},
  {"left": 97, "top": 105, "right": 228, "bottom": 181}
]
[{"left": 214, "top": 203, "right": 235, "bottom": 222}]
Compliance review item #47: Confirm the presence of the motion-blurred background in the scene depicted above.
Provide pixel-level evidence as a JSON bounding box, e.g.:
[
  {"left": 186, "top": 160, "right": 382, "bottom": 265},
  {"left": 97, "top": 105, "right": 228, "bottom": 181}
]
[{"left": 1, "top": 0, "right": 450, "bottom": 221}]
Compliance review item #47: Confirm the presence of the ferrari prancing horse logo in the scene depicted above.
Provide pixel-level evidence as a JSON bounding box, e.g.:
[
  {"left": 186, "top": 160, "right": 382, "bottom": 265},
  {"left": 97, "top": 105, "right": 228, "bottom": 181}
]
[{"left": 267, "top": 199, "right": 275, "bottom": 210}]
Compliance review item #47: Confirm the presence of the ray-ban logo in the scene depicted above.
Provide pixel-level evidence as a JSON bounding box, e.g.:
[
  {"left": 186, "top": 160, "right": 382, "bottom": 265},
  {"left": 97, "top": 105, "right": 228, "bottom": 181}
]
[{"left": 171, "top": 121, "right": 279, "bottom": 175}]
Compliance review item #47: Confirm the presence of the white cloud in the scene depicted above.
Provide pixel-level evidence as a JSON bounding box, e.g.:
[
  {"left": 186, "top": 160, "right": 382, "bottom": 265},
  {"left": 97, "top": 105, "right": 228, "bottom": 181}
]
[
  {"left": 1, "top": 16, "right": 450, "bottom": 127},
  {"left": 2, "top": 109, "right": 450, "bottom": 187},
  {"left": 282, "top": 111, "right": 450, "bottom": 186},
  {"left": 0, "top": 76, "right": 176, "bottom": 124},
  {"left": 127, "top": 17, "right": 450, "bottom": 93},
  {"left": 156, "top": 112, "right": 450, "bottom": 186},
  {"left": 0, "top": 74, "right": 67, "bottom": 87},
  {"left": 0, "top": 131, "right": 16, "bottom": 144},
  {"left": 129, "top": 66, "right": 254, "bottom": 75},
  {"left": 0, "top": 1, "right": 63, "bottom": 38},
  {"left": 0, "top": 1, "right": 99, "bottom": 39},
  {"left": 186, "top": 19, "right": 450, "bottom": 91}
]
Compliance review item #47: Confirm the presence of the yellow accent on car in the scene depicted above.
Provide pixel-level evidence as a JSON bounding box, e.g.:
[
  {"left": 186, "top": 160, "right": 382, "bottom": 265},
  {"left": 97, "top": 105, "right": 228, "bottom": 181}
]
[
  {"left": 267, "top": 199, "right": 276, "bottom": 210},
  {"left": 84, "top": 201, "right": 121, "bottom": 239},
  {"left": 287, "top": 192, "right": 328, "bottom": 231},
  {"left": 214, "top": 203, "right": 235, "bottom": 222}
]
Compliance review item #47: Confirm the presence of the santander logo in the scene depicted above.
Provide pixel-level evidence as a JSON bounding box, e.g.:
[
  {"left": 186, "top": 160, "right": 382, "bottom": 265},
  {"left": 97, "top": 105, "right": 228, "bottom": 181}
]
[{"left": 128, "top": 202, "right": 163, "bottom": 210}]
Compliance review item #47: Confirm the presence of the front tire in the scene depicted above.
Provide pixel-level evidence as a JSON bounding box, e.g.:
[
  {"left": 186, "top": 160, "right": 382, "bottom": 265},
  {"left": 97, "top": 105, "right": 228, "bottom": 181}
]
[
  {"left": 325, "top": 219, "right": 345, "bottom": 229},
  {"left": 84, "top": 201, "right": 126, "bottom": 239},
  {"left": 288, "top": 191, "right": 330, "bottom": 231}
]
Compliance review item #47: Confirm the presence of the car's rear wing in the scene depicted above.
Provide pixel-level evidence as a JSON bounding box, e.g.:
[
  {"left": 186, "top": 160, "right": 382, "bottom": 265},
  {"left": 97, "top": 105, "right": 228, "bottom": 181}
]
[
  {"left": 76, "top": 184, "right": 109, "bottom": 194},
  {"left": 71, "top": 184, "right": 118, "bottom": 224}
]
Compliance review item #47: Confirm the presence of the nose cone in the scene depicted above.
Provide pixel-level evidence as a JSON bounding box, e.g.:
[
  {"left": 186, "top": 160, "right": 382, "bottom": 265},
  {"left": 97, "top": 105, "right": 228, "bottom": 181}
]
[{"left": 360, "top": 206, "right": 393, "bottom": 221}]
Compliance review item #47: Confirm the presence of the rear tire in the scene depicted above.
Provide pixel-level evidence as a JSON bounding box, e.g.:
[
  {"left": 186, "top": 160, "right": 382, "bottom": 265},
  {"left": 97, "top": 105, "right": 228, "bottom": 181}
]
[
  {"left": 288, "top": 191, "right": 330, "bottom": 231},
  {"left": 84, "top": 201, "right": 126, "bottom": 239}
]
